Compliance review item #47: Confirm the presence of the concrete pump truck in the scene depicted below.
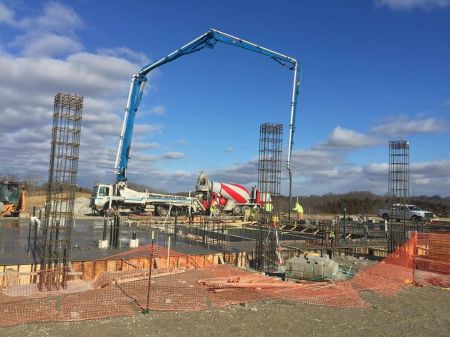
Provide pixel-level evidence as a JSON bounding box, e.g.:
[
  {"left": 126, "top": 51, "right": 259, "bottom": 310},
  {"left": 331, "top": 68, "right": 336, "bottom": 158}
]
[{"left": 90, "top": 29, "right": 300, "bottom": 217}]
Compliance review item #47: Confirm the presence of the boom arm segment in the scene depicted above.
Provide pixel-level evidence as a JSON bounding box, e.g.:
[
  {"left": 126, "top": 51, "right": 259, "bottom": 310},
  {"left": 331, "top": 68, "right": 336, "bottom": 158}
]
[{"left": 114, "top": 29, "right": 301, "bottom": 210}]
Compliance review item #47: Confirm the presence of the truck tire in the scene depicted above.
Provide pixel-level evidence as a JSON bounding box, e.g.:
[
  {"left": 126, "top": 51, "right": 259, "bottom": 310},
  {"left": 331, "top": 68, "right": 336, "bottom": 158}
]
[
  {"left": 157, "top": 205, "right": 169, "bottom": 217},
  {"left": 411, "top": 215, "right": 421, "bottom": 222},
  {"left": 233, "top": 206, "right": 242, "bottom": 216},
  {"left": 242, "top": 206, "right": 250, "bottom": 214},
  {"left": 382, "top": 213, "right": 389, "bottom": 221}
]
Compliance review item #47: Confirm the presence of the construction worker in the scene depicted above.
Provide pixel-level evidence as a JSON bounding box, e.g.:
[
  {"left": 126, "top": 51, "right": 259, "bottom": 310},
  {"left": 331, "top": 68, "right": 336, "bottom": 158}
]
[
  {"left": 250, "top": 205, "right": 258, "bottom": 221},
  {"left": 292, "top": 198, "right": 304, "bottom": 221},
  {"left": 209, "top": 200, "right": 216, "bottom": 218},
  {"left": 272, "top": 213, "right": 279, "bottom": 225},
  {"left": 329, "top": 230, "right": 335, "bottom": 246},
  {"left": 243, "top": 207, "right": 251, "bottom": 221}
]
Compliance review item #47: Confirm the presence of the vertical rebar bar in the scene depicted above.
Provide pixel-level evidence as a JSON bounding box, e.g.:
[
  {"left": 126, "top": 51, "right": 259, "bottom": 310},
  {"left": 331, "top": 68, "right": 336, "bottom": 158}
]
[{"left": 143, "top": 231, "right": 155, "bottom": 314}]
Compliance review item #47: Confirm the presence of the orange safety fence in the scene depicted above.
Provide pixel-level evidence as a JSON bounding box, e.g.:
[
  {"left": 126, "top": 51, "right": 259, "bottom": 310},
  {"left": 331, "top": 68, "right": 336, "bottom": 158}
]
[
  {"left": 414, "top": 232, "right": 450, "bottom": 287},
  {"left": 0, "top": 232, "right": 449, "bottom": 327}
]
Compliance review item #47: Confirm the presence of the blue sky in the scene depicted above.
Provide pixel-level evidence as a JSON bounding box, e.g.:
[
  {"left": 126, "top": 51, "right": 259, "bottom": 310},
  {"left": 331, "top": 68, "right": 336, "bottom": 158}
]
[{"left": 0, "top": 0, "right": 449, "bottom": 195}]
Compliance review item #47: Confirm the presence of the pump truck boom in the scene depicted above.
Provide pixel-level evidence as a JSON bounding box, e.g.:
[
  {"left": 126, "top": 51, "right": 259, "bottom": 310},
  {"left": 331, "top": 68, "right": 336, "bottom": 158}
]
[{"left": 90, "top": 29, "right": 300, "bottom": 216}]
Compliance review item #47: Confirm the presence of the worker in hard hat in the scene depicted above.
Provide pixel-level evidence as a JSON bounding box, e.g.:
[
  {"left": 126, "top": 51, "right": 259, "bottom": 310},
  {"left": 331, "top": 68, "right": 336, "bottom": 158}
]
[
  {"left": 272, "top": 213, "right": 279, "bottom": 225},
  {"left": 329, "top": 230, "right": 335, "bottom": 246},
  {"left": 292, "top": 198, "right": 304, "bottom": 221},
  {"left": 209, "top": 200, "right": 216, "bottom": 218},
  {"left": 250, "top": 205, "right": 258, "bottom": 221},
  {"left": 243, "top": 207, "right": 251, "bottom": 221}
]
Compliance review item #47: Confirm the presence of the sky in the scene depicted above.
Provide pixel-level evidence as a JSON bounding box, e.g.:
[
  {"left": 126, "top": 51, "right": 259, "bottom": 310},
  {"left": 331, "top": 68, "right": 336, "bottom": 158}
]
[{"left": 0, "top": 0, "right": 449, "bottom": 196}]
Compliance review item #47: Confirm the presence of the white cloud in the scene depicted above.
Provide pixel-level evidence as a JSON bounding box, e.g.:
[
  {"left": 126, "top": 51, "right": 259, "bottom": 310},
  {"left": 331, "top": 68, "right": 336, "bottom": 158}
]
[
  {"left": 134, "top": 124, "right": 162, "bottom": 135},
  {"left": 150, "top": 105, "right": 166, "bottom": 115},
  {"left": 4, "top": 2, "right": 84, "bottom": 57},
  {"left": 374, "top": 0, "right": 450, "bottom": 11},
  {"left": 290, "top": 149, "right": 450, "bottom": 196},
  {"left": 16, "top": 2, "right": 83, "bottom": 33},
  {"left": 133, "top": 142, "right": 160, "bottom": 151},
  {"left": 209, "top": 159, "right": 259, "bottom": 185},
  {"left": 324, "top": 126, "right": 376, "bottom": 148},
  {"left": 224, "top": 146, "right": 234, "bottom": 153},
  {"left": 0, "top": 3, "right": 162, "bottom": 188},
  {"left": 176, "top": 139, "right": 189, "bottom": 146},
  {"left": 14, "top": 33, "right": 83, "bottom": 57},
  {"left": 0, "top": 2, "right": 15, "bottom": 25},
  {"left": 371, "top": 116, "right": 448, "bottom": 136},
  {"left": 162, "top": 152, "right": 185, "bottom": 160},
  {"left": 98, "top": 47, "right": 149, "bottom": 66}
]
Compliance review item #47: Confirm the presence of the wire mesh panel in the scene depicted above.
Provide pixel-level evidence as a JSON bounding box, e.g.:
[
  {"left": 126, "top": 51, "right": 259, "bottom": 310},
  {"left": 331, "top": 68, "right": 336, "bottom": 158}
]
[{"left": 39, "top": 93, "right": 83, "bottom": 291}]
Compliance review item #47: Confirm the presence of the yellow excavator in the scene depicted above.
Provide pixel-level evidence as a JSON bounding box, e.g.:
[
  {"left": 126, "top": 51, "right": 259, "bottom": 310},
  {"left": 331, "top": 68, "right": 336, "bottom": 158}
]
[{"left": 0, "top": 181, "right": 26, "bottom": 217}]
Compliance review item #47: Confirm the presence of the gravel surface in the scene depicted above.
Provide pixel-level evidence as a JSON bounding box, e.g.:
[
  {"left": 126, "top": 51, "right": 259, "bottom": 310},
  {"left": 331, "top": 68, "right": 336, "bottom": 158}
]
[{"left": 0, "top": 287, "right": 448, "bottom": 337}]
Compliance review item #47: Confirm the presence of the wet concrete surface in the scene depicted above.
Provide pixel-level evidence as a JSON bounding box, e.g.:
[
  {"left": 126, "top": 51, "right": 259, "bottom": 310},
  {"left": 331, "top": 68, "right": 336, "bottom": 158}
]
[{"left": 0, "top": 218, "right": 218, "bottom": 265}]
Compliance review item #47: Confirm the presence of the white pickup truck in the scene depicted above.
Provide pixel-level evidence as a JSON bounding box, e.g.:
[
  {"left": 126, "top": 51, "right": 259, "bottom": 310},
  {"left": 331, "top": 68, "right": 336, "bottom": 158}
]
[{"left": 378, "top": 204, "right": 433, "bottom": 222}]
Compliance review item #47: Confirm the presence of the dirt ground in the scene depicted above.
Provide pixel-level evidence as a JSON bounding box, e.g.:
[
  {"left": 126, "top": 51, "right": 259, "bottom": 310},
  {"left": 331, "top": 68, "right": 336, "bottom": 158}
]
[
  {"left": 0, "top": 287, "right": 448, "bottom": 337},
  {"left": 26, "top": 192, "right": 91, "bottom": 210}
]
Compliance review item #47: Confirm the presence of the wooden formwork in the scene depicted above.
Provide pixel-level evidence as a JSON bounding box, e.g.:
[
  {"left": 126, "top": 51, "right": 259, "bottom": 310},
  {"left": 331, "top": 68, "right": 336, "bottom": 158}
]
[{"left": 0, "top": 251, "right": 229, "bottom": 287}]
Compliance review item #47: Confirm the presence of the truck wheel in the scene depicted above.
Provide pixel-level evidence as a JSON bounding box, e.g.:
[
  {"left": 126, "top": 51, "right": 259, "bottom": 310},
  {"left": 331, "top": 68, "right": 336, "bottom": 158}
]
[
  {"left": 382, "top": 213, "right": 389, "bottom": 221},
  {"left": 411, "top": 215, "right": 421, "bottom": 222},
  {"left": 157, "top": 205, "right": 169, "bottom": 217},
  {"left": 233, "top": 206, "right": 242, "bottom": 216}
]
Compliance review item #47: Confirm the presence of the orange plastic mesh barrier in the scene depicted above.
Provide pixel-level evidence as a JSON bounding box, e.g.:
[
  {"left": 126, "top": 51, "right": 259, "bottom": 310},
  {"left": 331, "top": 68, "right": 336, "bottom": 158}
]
[
  {"left": 351, "top": 232, "right": 417, "bottom": 295},
  {"left": 0, "top": 233, "right": 449, "bottom": 327},
  {"left": 414, "top": 232, "right": 450, "bottom": 287}
]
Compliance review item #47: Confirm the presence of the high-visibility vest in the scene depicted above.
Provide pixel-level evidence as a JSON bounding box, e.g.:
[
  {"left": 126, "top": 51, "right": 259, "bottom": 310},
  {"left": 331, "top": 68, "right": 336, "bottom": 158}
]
[{"left": 265, "top": 203, "right": 272, "bottom": 212}]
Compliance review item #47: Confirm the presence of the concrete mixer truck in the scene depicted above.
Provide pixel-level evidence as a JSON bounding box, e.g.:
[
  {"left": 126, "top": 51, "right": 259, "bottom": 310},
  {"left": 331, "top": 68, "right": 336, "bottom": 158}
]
[{"left": 195, "top": 172, "right": 270, "bottom": 216}]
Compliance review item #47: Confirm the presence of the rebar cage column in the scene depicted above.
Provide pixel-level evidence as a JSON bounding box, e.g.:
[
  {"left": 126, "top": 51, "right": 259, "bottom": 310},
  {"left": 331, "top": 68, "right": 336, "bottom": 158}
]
[
  {"left": 258, "top": 123, "right": 283, "bottom": 219},
  {"left": 39, "top": 93, "right": 83, "bottom": 291},
  {"left": 387, "top": 140, "right": 410, "bottom": 253},
  {"left": 388, "top": 140, "right": 409, "bottom": 199},
  {"left": 256, "top": 123, "right": 283, "bottom": 272}
]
